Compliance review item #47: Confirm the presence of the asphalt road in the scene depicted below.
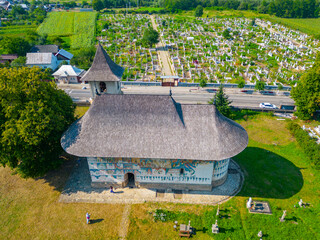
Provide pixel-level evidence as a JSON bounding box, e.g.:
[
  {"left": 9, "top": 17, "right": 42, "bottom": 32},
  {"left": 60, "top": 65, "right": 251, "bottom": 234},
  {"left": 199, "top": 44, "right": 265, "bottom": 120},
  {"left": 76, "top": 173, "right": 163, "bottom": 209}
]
[{"left": 63, "top": 86, "right": 295, "bottom": 108}]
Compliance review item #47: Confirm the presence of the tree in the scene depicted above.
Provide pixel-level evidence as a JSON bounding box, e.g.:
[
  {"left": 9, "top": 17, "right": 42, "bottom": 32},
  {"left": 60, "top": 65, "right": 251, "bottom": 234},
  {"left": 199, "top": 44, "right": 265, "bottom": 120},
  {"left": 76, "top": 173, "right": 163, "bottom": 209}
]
[
  {"left": 194, "top": 5, "right": 203, "bottom": 17},
  {"left": 209, "top": 85, "right": 233, "bottom": 119},
  {"left": 142, "top": 27, "right": 159, "bottom": 48},
  {"left": 71, "top": 47, "right": 96, "bottom": 70},
  {"left": 10, "top": 56, "right": 26, "bottom": 68},
  {"left": 222, "top": 29, "right": 232, "bottom": 40},
  {"left": 237, "top": 80, "right": 245, "bottom": 88},
  {"left": 1, "top": 37, "right": 31, "bottom": 56},
  {"left": 199, "top": 79, "right": 207, "bottom": 88},
  {"left": 49, "top": 36, "right": 64, "bottom": 47},
  {"left": 92, "top": 0, "right": 104, "bottom": 11},
  {"left": 0, "top": 67, "right": 76, "bottom": 178},
  {"left": 255, "top": 81, "right": 265, "bottom": 91},
  {"left": 291, "top": 53, "right": 320, "bottom": 120}
]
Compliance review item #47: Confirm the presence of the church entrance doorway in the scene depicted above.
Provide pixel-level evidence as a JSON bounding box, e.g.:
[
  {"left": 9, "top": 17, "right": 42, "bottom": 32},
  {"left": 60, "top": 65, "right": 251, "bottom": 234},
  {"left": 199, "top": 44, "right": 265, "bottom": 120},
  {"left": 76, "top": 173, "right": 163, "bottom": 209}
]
[{"left": 124, "top": 173, "right": 135, "bottom": 188}]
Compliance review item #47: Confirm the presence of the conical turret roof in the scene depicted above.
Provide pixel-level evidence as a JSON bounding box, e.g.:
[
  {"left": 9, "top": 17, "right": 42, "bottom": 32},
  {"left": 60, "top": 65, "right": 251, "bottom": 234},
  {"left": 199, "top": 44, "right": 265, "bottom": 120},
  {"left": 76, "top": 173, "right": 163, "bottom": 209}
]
[{"left": 81, "top": 44, "right": 124, "bottom": 82}]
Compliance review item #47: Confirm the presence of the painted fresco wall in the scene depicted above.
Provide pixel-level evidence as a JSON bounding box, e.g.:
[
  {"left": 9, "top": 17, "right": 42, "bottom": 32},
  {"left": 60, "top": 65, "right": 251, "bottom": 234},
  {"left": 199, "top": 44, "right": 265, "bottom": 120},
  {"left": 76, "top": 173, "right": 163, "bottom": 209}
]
[
  {"left": 87, "top": 157, "right": 215, "bottom": 185},
  {"left": 212, "top": 158, "right": 230, "bottom": 181}
]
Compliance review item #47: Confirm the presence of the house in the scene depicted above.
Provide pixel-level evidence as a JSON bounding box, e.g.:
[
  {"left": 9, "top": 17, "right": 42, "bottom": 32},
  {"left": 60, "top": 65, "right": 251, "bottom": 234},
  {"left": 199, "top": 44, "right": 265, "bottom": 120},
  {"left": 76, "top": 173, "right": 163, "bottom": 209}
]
[
  {"left": 26, "top": 52, "right": 58, "bottom": 70},
  {"left": 0, "top": 54, "right": 18, "bottom": 64},
  {"left": 0, "top": 0, "right": 10, "bottom": 10},
  {"left": 30, "top": 44, "right": 73, "bottom": 64},
  {"left": 26, "top": 45, "right": 73, "bottom": 70},
  {"left": 52, "top": 65, "right": 86, "bottom": 84},
  {"left": 60, "top": 45, "right": 248, "bottom": 191},
  {"left": 30, "top": 45, "right": 60, "bottom": 54},
  {"left": 80, "top": 43, "right": 124, "bottom": 96}
]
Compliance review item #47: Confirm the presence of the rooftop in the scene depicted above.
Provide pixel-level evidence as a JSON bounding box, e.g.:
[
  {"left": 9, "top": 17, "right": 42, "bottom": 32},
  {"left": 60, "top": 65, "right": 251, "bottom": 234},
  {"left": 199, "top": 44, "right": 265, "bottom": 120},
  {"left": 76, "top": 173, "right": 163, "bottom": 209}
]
[
  {"left": 61, "top": 94, "right": 248, "bottom": 161},
  {"left": 53, "top": 65, "right": 85, "bottom": 77},
  {"left": 26, "top": 52, "right": 53, "bottom": 65},
  {"left": 30, "top": 45, "right": 59, "bottom": 54},
  {"left": 80, "top": 44, "right": 124, "bottom": 82}
]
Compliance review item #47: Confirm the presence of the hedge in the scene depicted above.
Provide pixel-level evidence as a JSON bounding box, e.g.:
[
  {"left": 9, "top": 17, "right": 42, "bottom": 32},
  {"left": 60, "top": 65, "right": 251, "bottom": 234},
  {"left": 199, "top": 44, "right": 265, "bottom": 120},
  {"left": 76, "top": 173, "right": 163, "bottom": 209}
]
[{"left": 287, "top": 121, "right": 320, "bottom": 169}]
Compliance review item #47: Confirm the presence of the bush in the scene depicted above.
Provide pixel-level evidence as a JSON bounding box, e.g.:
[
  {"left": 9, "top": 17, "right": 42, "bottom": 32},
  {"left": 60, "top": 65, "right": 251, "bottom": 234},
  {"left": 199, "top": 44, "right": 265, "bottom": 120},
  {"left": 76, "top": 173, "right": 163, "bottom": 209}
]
[{"left": 286, "top": 122, "right": 320, "bottom": 169}]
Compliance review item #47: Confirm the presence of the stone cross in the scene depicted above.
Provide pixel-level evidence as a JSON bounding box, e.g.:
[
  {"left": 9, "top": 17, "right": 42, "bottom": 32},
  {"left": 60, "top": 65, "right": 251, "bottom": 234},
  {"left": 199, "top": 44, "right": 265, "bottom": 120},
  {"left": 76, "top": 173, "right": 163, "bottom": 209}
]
[
  {"left": 212, "top": 220, "right": 219, "bottom": 234},
  {"left": 216, "top": 205, "right": 220, "bottom": 216},
  {"left": 280, "top": 210, "right": 286, "bottom": 222}
]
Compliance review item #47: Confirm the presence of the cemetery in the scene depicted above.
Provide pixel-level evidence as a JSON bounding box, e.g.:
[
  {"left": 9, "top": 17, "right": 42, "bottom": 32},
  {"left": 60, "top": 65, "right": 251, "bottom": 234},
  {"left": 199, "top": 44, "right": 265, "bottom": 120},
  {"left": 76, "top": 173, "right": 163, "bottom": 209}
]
[
  {"left": 155, "top": 16, "right": 319, "bottom": 86},
  {"left": 96, "top": 13, "right": 320, "bottom": 88},
  {"left": 97, "top": 14, "right": 161, "bottom": 82}
]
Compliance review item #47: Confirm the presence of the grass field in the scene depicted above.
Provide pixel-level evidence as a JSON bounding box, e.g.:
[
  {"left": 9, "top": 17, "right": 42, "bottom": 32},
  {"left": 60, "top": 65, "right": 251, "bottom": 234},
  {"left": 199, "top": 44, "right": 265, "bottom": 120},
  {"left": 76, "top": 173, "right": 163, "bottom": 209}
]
[
  {"left": 0, "top": 110, "right": 319, "bottom": 239},
  {"left": 265, "top": 16, "right": 320, "bottom": 37},
  {"left": 37, "top": 12, "right": 97, "bottom": 49}
]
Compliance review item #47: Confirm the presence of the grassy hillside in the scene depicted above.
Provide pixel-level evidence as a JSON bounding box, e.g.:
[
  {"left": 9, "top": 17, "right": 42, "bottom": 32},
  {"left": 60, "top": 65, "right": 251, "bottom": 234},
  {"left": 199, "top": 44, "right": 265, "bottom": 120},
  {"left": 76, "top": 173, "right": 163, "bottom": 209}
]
[{"left": 37, "top": 12, "right": 97, "bottom": 49}]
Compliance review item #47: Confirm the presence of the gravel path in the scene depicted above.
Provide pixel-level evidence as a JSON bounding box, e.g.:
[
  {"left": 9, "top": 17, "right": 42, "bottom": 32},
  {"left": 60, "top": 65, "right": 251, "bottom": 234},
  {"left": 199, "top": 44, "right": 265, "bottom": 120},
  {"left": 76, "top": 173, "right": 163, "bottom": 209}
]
[
  {"left": 118, "top": 204, "right": 131, "bottom": 240},
  {"left": 150, "top": 15, "right": 174, "bottom": 76}
]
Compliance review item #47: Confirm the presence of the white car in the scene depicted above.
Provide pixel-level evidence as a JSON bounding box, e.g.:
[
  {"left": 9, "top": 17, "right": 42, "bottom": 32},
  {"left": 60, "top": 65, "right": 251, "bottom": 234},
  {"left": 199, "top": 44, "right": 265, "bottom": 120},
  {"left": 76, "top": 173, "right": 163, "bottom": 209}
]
[{"left": 259, "top": 103, "right": 277, "bottom": 109}]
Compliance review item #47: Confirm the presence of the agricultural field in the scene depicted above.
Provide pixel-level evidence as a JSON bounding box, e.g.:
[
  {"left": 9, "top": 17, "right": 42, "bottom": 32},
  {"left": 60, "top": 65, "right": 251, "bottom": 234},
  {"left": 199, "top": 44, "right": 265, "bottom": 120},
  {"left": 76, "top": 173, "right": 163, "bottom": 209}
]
[
  {"left": 37, "top": 12, "right": 97, "bottom": 49},
  {"left": 1, "top": 112, "right": 319, "bottom": 239},
  {"left": 155, "top": 15, "right": 319, "bottom": 85},
  {"left": 0, "top": 25, "right": 37, "bottom": 54},
  {"left": 266, "top": 17, "right": 320, "bottom": 38},
  {"left": 97, "top": 14, "right": 159, "bottom": 81}
]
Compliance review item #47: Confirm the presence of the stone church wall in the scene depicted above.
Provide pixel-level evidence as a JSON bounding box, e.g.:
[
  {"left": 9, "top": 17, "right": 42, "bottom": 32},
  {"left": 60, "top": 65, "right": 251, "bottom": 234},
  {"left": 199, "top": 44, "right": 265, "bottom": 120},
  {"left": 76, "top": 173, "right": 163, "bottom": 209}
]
[{"left": 87, "top": 157, "right": 230, "bottom": 190}]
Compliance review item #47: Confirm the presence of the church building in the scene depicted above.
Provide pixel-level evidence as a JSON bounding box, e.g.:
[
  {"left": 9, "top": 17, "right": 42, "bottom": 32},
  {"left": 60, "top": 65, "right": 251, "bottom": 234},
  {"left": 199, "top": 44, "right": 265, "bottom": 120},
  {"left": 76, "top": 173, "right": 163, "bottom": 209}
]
[{"left": 61, "top": 45, "right": 248, "bottom": 191}]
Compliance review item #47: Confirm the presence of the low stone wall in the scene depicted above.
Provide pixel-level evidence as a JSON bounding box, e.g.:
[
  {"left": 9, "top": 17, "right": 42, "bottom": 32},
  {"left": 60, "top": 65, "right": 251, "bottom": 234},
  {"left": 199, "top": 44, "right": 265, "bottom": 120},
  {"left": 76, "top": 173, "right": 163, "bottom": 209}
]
[
  {"left": 211, "top": 173, "right": 228, "bottom": 187},
  {"left": 138, "top": 182, "right": 213, "bottom": 191},
  {"left": 91, "top": 182, "right": 123, "bottom": 189}
]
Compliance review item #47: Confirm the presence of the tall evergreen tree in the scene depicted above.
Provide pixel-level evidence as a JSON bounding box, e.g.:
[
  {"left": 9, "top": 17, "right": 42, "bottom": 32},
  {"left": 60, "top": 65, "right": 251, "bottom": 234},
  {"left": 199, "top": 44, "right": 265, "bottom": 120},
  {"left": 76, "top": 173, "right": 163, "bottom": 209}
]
[{"left": 209, "top": 85, "right": 233, "bottom": 119}]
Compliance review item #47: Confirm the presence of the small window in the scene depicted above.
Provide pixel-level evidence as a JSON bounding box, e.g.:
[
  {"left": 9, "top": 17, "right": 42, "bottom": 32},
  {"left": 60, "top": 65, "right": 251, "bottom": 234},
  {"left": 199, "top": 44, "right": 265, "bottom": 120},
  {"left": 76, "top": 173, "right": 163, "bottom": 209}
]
[
  {"left": 99, "top": 82, "right": 106, "bottom": 92},
  {"left": 180, "top": 168, "right": 184, "bottom": 175}
]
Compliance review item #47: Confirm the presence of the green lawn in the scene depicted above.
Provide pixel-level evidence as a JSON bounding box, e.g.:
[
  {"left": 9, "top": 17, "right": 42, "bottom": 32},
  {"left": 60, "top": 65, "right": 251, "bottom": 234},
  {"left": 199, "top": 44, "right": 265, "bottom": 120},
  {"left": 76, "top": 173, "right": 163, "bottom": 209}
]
[
  {"left": 0, "top": 112, "right": 319, "bottom": 239},
  {"left": 127, "top": 114, "right": 320, "bottom": 239}
]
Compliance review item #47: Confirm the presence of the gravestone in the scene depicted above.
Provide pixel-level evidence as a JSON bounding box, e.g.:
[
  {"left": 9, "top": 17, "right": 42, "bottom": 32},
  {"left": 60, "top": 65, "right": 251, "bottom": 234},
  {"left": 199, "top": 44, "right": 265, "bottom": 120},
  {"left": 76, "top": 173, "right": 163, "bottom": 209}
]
[
  {"left": 249, "top": 201, "right": 272, "bottom": 215},
  {"left": 246, "top": 197, "right": 252, "bottom": 209},
  {"left": 212, "top": 220, "right": 219, "bottom": 234},
  {"left": 280, "top": 210, "right": 286, "bottom": 222}
]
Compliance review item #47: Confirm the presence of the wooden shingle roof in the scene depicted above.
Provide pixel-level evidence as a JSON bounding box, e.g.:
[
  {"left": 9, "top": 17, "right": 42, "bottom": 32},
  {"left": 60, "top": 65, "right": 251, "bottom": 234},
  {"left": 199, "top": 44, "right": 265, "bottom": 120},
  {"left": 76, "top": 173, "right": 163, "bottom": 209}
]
[
  {"left": 61, "top": 94, "right": 248, "bottom": 161},
  {"left": 80, "top": 44, "right": 124, "bottom": 82}
]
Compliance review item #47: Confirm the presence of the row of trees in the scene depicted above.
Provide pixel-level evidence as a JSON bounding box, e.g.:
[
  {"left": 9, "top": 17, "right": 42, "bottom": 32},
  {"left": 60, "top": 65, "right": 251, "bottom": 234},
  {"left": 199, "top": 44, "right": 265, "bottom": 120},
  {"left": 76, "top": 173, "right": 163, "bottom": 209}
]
[
  {"left": 0, "top": 4, "right": 47, "bottom": 25},
  {"left": 92, "top": 0, "right": 154, "bottom": 11},
  {"left": 161, "top": 0, "right": 320, "bottom": 18}
]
